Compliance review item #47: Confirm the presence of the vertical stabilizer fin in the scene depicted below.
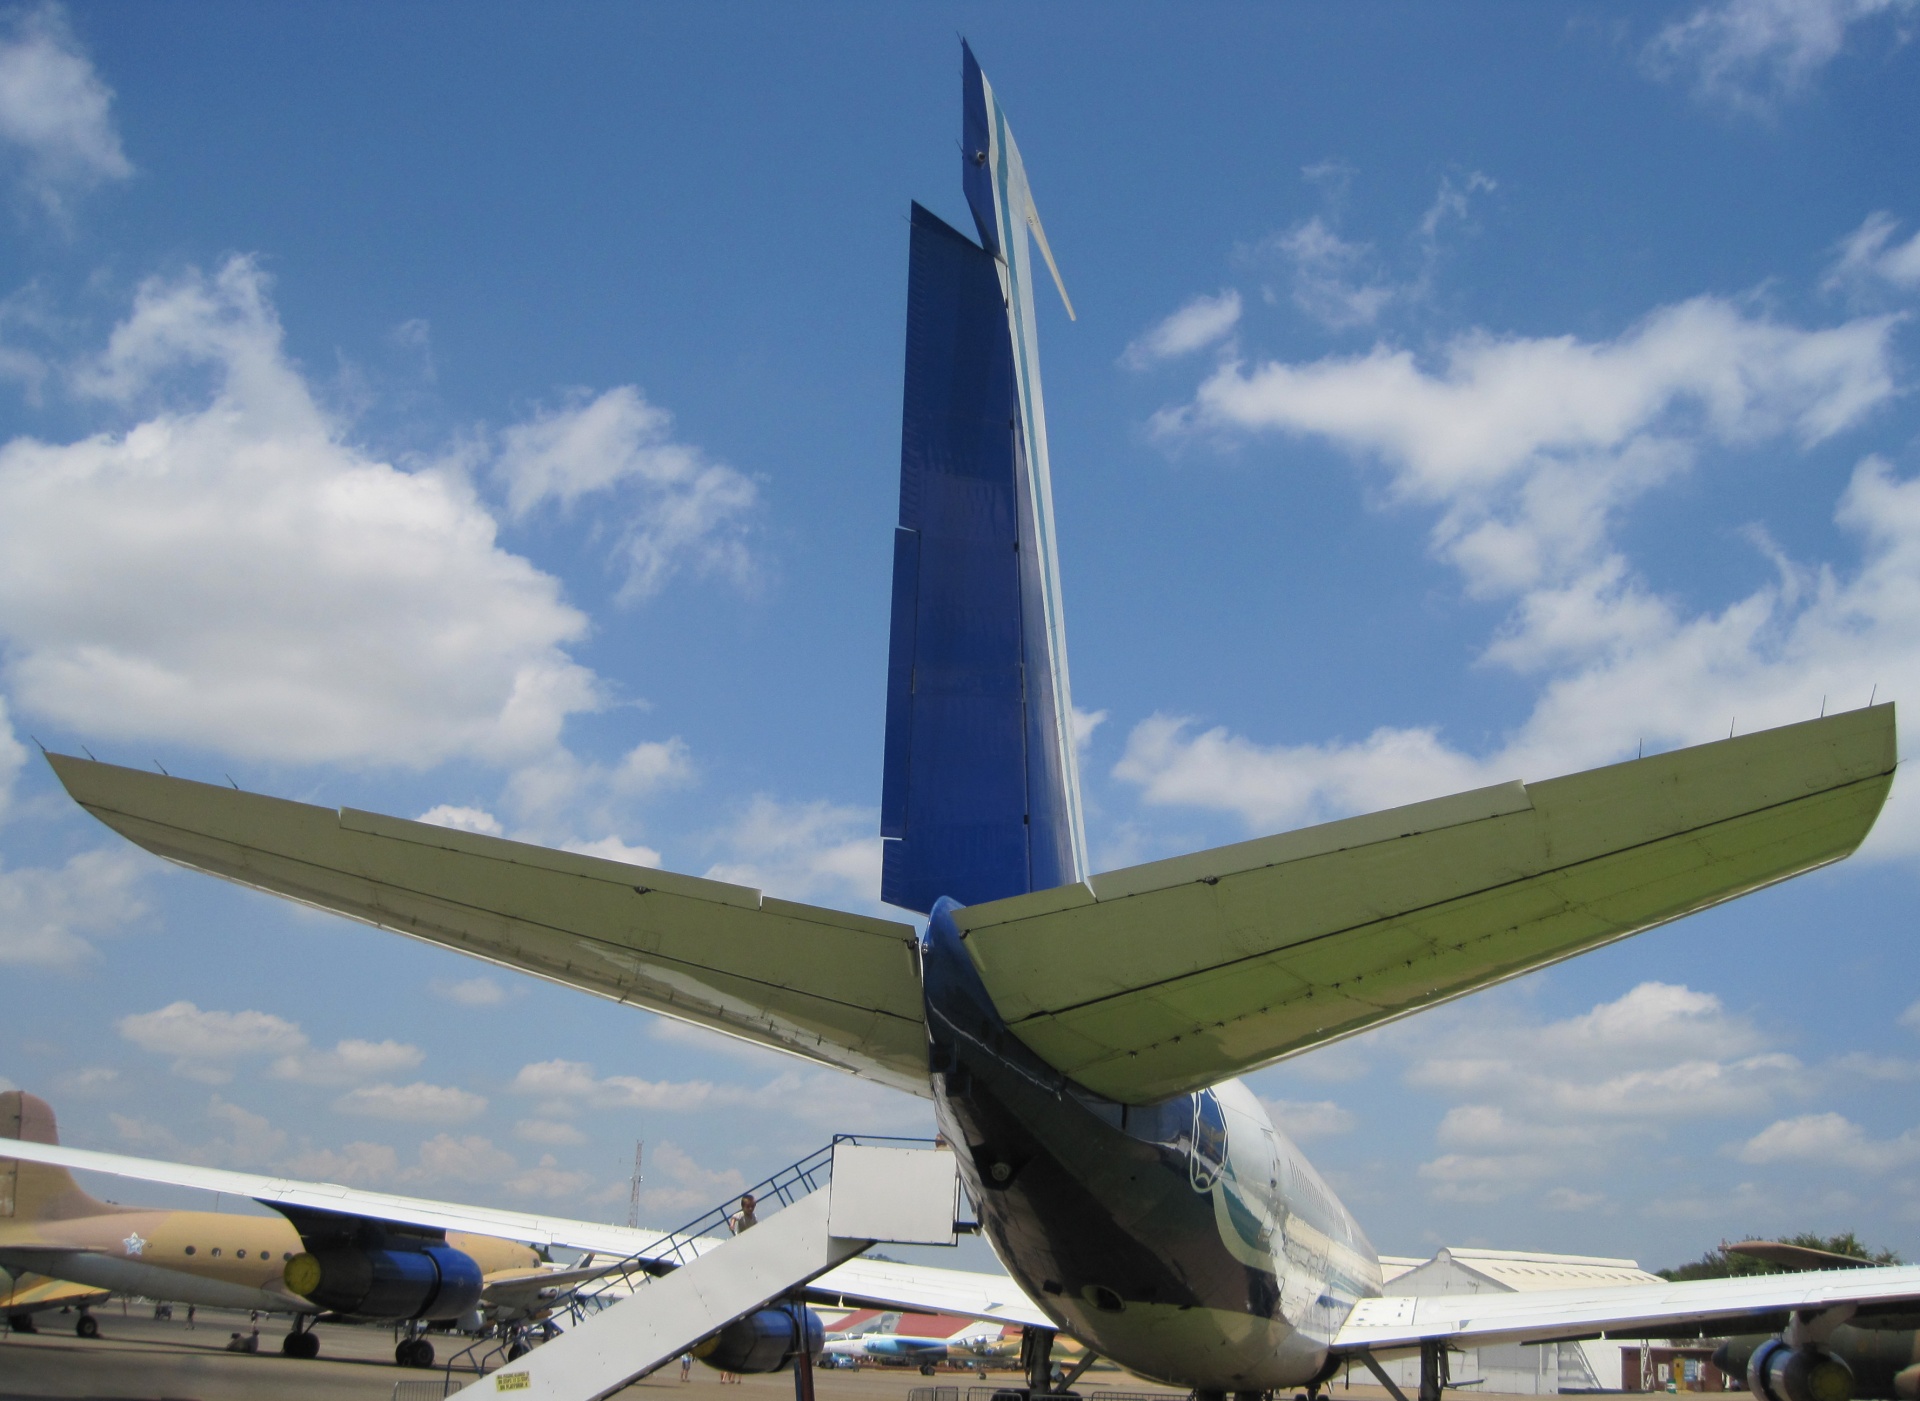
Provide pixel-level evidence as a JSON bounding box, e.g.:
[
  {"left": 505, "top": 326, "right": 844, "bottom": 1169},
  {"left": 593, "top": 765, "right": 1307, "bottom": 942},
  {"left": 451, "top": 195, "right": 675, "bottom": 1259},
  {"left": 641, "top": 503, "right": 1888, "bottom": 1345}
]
[{"left": 879, "top": 47, "right": 1088, "bottom": 913}]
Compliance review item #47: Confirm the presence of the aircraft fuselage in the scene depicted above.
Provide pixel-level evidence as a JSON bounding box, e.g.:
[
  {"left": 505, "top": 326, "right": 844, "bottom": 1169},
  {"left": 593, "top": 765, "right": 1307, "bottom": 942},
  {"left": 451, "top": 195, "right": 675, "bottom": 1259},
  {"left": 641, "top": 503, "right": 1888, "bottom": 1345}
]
[{"left": 922, "top": 899, "right": 1381, "bottom": 1392}]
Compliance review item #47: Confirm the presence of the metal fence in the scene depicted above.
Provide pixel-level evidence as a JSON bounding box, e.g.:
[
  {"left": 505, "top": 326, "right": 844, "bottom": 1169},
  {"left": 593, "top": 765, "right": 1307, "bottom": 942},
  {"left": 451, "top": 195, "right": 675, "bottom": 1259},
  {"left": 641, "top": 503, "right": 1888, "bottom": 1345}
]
[{"left": 392, "top": 1378, "right": 461, "bottom": 1401}]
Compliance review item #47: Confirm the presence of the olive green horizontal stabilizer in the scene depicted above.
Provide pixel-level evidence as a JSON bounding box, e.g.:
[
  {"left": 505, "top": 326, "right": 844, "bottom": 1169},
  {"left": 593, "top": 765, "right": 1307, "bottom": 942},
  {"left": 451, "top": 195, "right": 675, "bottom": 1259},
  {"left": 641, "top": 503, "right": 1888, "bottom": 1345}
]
[
  {"left": 955, "top": 705, "right": 1897, "bottom": 1103},
  {"left": 45, "top": 756, "right": 929, "bottom": 1096}
]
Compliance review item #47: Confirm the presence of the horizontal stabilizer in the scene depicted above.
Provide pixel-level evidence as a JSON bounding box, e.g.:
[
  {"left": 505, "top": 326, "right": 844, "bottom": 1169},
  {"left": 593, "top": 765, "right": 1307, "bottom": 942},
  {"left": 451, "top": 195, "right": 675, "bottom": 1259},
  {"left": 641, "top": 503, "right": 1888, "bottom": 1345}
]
[
  {"left": 44, "top": 756, "right": 930, "bottom": 1096},
  {"left": 956, "top": 705, "right": 1897, "bottom": 1103}
]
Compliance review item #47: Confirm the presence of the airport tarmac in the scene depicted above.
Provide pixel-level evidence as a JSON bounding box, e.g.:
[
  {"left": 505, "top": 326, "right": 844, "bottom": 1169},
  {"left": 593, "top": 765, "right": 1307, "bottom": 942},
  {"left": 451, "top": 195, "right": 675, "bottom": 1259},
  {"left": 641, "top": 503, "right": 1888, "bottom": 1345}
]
[{"left": 0, "top": 1307, "right": 1540, "bottom": 1401}]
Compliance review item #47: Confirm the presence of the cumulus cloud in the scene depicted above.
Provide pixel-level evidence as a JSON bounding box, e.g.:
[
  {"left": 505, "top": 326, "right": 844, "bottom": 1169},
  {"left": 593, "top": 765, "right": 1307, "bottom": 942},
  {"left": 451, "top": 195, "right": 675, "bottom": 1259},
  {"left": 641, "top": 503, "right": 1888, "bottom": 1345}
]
[
  {"left": 1122, "top": 290, "right": 1242, "bottom": 368},
  {"left": 1399, "top": 982, "right": 1806, "bottom": 1200},
  {"left": 1646, "top": 0, "right": 1916, "bottom": 112},
  {"left": 411, "top": 1132, "right": 515, "bottom": 1184},
  {"left": 1737, "top": 1111, "right": 1920, "bottom": 1171},
  {"left": 118, "top": 1001, "right": 306, "bottom": 1083},
  {"left": 0, "top": 846, "right": 148, "bottom": 967},
  {"left": 1263, "top": 1098, "right": 1357, "bottom": 1141},
  {"left": 0, "top": 4, "right": 130, "bottom": 217},
  {"left": 333, "top": 1081, "right": 488, "bottom": 1123},
  {"left": 418, "top": 805, "right": 504, "bottom": 836},
  {"left": 272, "top": 1038, "right": 424, "bottom": 1086},
  {"left": 431, "top": 975, "right": 508, "bottom": 1008},
  {"left": 493, "top": 386, "right": 757, "bottom": 601},
  {"left": 280, "top": 1140, "right": 401, "bottom": 1186},
  {"left": 0, "top": 256, "right": 602, "bottom": 766},
  {"left": 636, "top": 1140, "right": 747, "bottom": 1217},
  {"left": 506, "top": 1154, "right": 595, "bottom": 1201},
  {"left": 510, "top": 1058, "right": 715, "bottom": 1112},
  {"left": 702, "top": 795, "right": 880, "bottom": 908},
  {"left": 1129, "top": 292, "right": 1912, "bottom": 844}
]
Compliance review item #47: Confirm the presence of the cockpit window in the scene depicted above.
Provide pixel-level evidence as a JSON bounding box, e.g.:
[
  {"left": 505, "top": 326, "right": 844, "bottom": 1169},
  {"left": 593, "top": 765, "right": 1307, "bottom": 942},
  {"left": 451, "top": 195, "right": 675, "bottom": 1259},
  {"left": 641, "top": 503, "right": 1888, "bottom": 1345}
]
[{"left": 1189, "top": 1088, "right": 1228, "bottom": 1192}]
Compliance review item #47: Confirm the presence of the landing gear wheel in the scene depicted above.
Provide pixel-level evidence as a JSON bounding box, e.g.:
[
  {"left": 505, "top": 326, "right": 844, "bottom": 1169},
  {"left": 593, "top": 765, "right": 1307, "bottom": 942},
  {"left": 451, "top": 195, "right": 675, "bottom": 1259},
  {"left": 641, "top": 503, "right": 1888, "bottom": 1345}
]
[
  {"left": 283, "top": 1330, "right": 320, "bottom": 1359},
  {"left": 922, "top": 1364, "right": 938, "bottom": 1376},
  {"left": 396, "top": 1337, "right": 436, "bottom": 1368},
  {"left": 75, "top": 1314, "right": 99, "bottom": 1339},
  {"left": 8, "top": 1313, "right": 35, "bottom": 1334}
]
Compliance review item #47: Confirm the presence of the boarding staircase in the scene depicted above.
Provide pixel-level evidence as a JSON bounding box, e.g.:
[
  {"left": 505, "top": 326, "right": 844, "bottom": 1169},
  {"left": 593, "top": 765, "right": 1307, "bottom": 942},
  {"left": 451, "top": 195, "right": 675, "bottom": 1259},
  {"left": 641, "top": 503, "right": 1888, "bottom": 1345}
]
[{"left": 446, "top": 1136, "right": 961, "bottom": 1400}]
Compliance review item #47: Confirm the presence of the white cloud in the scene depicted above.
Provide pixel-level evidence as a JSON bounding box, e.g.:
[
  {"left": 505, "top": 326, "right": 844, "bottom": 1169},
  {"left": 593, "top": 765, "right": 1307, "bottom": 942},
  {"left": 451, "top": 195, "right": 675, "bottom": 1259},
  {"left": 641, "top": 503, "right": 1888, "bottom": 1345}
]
[
  {"left": 1542, "top": 1186, "right": 1608, "bottom": 1212},
  {"left": 0, "top": 694, "right": 26, "bottom": 817},
  {"left": 118, "top": 1000, "right": 306, "bottom": 1083},
  {"left": 334, "top": 1081, "right": 488, "bottom": 1123},
  {"left": 702, "top": 795, "right": 880, "bottom": 908},
  {"left": 204, "top": 1095, "right": 287, "bottom": 1168},
  {"left": 58, "top": 1066, "right": 115, "bottom": 1095},
  {"left": 418, "top": 805, "right": 503, "bottom": 836},
  {"left": 410, "top": 1132, "right": 515, "bottom": 1184},
  {"left": 1398, "top": 983, "right": 1806, "bottom": 1200},
  {"left": 506, "top": 1154, "right": 594, "bottom": 1200},
  {"left": 1902, "top": 999, "right": 1920, "bottom": 1032},
  {"left": 1275, "top": 218, "right": 1394, "bottom": 331},
  {"left": 612, "top": 738, "right": 693, "bottom": 794},
  {"left": 1737, "top": 1111, "right": 1920, "bottom": 1171},
  {"left": 431, "top": 975, "right": 508, "bottom": 1008},
  {"left": 514, "top": 1118, "right": 588, "bottom": 1146},
  {"left": 0, "top": 256, "right": 601, "bottom": 767},
  {"left": 1070, "top": 704, "right": 1108, "bottom": 753},
  {"left": 1130, "top": 293, "right": 1911, "bottom": 845},
  {"left": 636, "top": 1140, "right": 746, "bottom": 1217},
  {"left": 0, "top": 846, "right": 147, "bottom": 967},
  {"left": 1122, "top": 290, "right": 1242, "bottom": 368},
  {"left": 493, "top": 386, "right": 757, "bottom": 601},
  {"left": 280, "top": 1140, "right": 401, "bottom": 1186},
  {"left": 272, "top": 1038, "right": 424, "bottom": 1086},
  {"left": 1263, "top": 1098, "right": 1357, "bottom": 1141},
  {"left": 1826, "top": 212, "right": 1920, "bottom": 296},
  {"left": 563, "top": 834, "right": 662, "bottom": 867},
  {"left": 0, "top": 4, "right": 131, "bottom": 217},
  {"left": 1647, "top": 0, "right": 1916, "bottom": 112},
  {"left": 510, "top": 1058, "right": 714, "bottom": 1112}
]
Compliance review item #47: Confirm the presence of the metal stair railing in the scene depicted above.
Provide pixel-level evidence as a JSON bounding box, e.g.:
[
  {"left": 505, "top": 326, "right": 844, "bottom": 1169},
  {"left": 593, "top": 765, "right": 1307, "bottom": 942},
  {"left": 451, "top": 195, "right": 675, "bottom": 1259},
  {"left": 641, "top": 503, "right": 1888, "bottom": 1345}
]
[{"left": 433, "top": 1133, "right": 936, "bottom": 1388}]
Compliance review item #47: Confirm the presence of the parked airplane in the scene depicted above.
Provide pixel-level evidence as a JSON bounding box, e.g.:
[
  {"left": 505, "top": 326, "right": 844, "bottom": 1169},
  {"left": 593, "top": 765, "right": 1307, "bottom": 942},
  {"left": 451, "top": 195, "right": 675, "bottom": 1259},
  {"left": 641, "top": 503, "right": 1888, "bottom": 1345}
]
[
  {"left": 1711, "top": 1244, "right": 1920, "bottom": 1401},
  {"left": 821, "top": 1331, "right": 951, "bottom": 1371},
  {"left": 36, "top": 40, "right": 1920, "bottom": 1401},
  {"left": 0, "top": 1091, "right": 611, "bottom": 1366}
]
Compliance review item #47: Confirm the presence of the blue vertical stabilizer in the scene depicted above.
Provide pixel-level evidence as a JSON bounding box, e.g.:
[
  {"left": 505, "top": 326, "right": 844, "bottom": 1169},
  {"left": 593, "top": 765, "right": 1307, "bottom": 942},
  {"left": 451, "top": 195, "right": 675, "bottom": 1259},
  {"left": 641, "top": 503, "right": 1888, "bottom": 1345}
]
[{"left": 880, "top": 47, "right": 1087, "bottom": 914}]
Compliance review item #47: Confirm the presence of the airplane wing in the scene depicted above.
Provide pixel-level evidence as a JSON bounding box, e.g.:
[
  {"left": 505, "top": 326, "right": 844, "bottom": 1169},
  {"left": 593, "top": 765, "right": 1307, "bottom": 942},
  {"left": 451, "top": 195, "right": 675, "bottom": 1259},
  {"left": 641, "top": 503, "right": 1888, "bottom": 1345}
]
[
  {"left": 0, "top": 1266, "right": 109, "bottom": 1314},
  {"left": 44, "top": 754, "right": 928, "bottom": 1097},
  {"left": 954, "top": 706, "right": 1896, "bottom": 1101},
  {"left": 0, "top": 1137, "right": 1051, "bottom": 1330},
  {"left": 1332, "top": 1264, "right": 1920, "bottom": 1353},
  {"left": 0, "top": 1137, "right": 666, "bottom": 1257}
]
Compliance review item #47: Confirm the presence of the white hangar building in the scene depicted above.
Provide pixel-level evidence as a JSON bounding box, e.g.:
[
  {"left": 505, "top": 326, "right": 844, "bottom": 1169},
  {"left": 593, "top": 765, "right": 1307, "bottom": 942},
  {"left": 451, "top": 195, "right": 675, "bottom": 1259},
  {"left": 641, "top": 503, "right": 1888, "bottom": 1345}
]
[{"left": 1366, "top": 1247, "right": 1664, "bottom": 1394}]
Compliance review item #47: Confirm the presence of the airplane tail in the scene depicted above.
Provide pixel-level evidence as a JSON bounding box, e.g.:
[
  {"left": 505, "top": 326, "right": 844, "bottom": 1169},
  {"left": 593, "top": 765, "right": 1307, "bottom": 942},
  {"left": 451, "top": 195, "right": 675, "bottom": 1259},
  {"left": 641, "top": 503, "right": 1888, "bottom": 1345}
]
[
  {"left": 879, "top": 43, "right": 1087, "bottom": 913},
  {"left": 0, "top": 1091, "right": 122, "bottom": 1223}
]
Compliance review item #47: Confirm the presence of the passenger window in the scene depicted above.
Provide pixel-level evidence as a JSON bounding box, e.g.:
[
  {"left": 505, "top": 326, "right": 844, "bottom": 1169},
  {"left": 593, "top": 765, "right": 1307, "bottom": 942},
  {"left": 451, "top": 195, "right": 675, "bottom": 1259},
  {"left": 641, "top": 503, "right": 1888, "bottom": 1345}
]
[
  {"left": 237, "top": 1249, "right": 247, "bottom": 1258},
  {"left": 184, "top": 1245, "right": 196, "bottom": 1255},
  {"left": 210, "top": 1247, "right": 221, "bottom": 1257}
]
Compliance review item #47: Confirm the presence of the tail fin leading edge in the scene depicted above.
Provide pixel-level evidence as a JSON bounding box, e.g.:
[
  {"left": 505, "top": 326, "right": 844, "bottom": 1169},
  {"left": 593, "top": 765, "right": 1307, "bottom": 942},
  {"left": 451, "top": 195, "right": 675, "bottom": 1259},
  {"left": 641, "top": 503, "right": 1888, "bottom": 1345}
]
[{"left": 880, "top": 46, "right": 1086, "bottom": 913}]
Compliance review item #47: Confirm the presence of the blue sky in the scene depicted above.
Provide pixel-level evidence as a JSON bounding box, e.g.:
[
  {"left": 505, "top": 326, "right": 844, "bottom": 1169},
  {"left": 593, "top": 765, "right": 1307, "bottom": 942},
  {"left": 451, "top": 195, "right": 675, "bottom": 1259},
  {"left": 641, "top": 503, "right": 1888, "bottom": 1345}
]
[{"left": 3, "top": 1, "right": 1920, "bottom": 1274}]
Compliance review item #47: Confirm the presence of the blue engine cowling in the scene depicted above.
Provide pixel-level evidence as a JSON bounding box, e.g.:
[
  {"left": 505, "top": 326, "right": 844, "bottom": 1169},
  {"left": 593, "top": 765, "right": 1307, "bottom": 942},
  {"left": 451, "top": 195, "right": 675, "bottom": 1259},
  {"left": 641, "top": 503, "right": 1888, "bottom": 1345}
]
[
  {"left": 1742, "top": 1339, "right": 1854, "bottom": 1401},
  {"left": 696, "top": 1306, "right": 823, "bottom": 1374},
  {"left": 284, "top": 1243, "right": 484, "bottom": 1321}
]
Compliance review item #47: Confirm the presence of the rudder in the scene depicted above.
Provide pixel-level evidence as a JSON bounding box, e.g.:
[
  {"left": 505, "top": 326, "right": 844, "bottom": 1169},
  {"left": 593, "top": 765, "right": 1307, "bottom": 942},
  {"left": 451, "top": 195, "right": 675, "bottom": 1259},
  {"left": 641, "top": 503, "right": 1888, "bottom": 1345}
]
[{"left": 0, "top": 1091, "right": 122, "bottom": 1222}]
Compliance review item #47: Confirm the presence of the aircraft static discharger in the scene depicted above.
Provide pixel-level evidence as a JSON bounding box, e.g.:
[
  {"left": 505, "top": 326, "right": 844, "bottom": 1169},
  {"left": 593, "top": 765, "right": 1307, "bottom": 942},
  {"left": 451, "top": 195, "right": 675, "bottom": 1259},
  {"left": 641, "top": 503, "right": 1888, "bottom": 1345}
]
[{"left": 43, "top": 40, "right": 1918, "bottom": 1401}]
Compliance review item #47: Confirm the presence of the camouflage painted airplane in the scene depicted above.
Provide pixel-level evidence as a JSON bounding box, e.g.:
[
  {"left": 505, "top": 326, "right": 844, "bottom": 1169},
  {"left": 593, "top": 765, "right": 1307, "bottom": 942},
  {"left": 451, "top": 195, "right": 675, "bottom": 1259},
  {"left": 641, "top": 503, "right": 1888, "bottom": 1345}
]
[
  {"left": 30, "top": 40, "right": 1920, "bottom": 1401},
  {"left": 0, "top": 1091, "right": 600, "bottom": 1366}
]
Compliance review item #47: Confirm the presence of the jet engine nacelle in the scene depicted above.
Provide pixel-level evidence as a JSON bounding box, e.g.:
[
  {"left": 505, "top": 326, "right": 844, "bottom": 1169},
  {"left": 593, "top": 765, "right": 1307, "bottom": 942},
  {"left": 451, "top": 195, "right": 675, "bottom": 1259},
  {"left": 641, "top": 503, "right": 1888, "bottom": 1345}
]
[
  {"left": 1736, "top": 1339, "right": 1854, "bottom": 1401},
  {"left": 695, "top": 1306, "right": 823, "bottom": 1374},
  {"left": 283, "top": 1243, "right": 483, "bottom": 1321}
]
